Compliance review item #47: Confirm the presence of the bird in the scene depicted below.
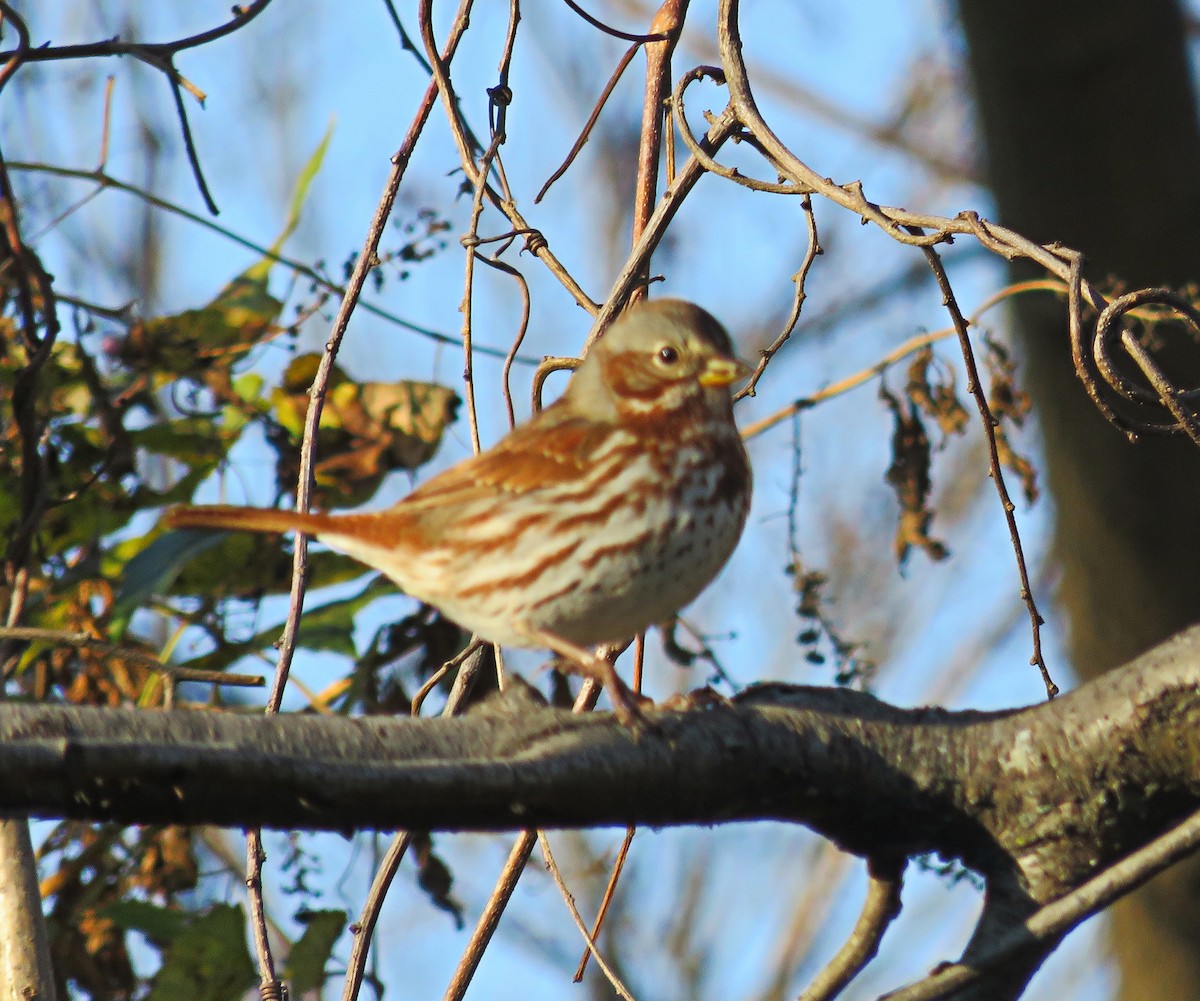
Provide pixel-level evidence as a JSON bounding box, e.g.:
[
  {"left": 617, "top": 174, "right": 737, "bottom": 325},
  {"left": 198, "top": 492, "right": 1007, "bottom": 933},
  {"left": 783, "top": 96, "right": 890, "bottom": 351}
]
[{"left": 164, "top": 298, "right": 752, "bottom": 721}]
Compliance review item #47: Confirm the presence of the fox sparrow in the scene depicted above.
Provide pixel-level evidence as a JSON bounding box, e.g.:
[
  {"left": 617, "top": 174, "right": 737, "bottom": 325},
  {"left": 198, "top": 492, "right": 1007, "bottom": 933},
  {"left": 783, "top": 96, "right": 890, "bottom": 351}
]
[{"left": 165, "top": 299, "right": 752, "bottom": 720}]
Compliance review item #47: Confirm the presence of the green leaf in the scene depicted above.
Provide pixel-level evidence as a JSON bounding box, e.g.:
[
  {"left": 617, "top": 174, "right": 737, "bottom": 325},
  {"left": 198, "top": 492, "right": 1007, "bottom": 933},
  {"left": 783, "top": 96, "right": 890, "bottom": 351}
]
[
  {"left": 103, "top": 900, "right": 189, "bottom": 948},
  {"left": 152, "top": 531, "right": 293, "bottom": 601},
  {"left": 251, "top": 120, "right": 335, "bottom": 279},
  {"left": 171, "top": 573, "right": 395, "bottom": 675},
  {"left": 130, "top": 419, "right": 231, "bottom": 466},
  {"left": 112, "top": 529, "right": 227, "bottom": 623},
  {"left": 284, "top": 909, "right": 347, "bottom": 994},
  {"left": 139, "top": 528, "right": 375, "bottom": 604},
  {"left": 147, "top": 904, "right": 256, "bottom": 1001},
  {"left": 291, "top": 574, "right": 397, "bottom": 657},
  {"left": 113, "top": 272, "right": 284, "bottom": 380},
  {"left": 306, "top": 550, "right": 385, "bottom": 591}
]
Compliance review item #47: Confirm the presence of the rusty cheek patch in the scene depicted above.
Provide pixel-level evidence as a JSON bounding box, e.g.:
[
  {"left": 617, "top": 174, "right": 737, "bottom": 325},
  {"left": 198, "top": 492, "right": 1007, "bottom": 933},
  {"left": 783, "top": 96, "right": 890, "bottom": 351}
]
[{"left": 603, "top": 351, "right": 680, "bottom": 404}]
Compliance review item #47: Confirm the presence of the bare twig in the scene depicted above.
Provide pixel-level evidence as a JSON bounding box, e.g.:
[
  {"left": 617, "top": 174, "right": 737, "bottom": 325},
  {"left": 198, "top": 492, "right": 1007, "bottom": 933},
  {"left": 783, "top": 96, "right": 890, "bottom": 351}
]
[
  {"left": 883, "top": 808, "right": 1200, "bottom": 1001},
  {"left": 342, "top": 648, "right": 492, "bottom": 1001},
  {"left": 561, "top": 0, "right": 671, "bottom": 43},
  {"left": 261, "top": 3, "right": 479, "bottom": 995},
  {"left": 7, "top": 159, "right": 526, "bottom": 360},
  {"left": 532, "top": 355, "right": 581, "bottom": 412},
  {"left": 1092, "top": 287, "right": 1200, "bottom": 443},
  {"left": 0, "top": 1, "right": 273, "bottom": 63},
  {"left": 0, "top": 0, "right": 31, "bottom": 93},
  {"left": 573, "top": 825, "right": 636, "bottom": 982},
  {"left": 535, "top": 42, "right": 642, "bottom": 203},
  {"left": 584, "top": 105, "right": 743, "bottom": 352},
  {"left": 0, "top": 628, "right": 263, "bottom": 689},
  {"left": 165, "top": 74, "right": 217, "bottom": 214},
  {"left": 918, "top": 245, "right": 1056, "bottom": 697},
  {"left": 740, "top": 281, "right": 1065, "bottom": 440},
  {"left": 443, "top": 832, "right": 536, "bottom": 1001},
  {"left": 469, "top": 252, "right": 532, "bottom": 427},
  {"left": 0, "top": 1, "right": 275, "bottom": 212},
  {"left": 628, "top": 0, "right": 689, "bottom": 303},
  {"left": 538, "top": 830, "right": 637, "bottom": 1000},
  {"left": 410, "top": 639, "right": 484, "bottom": 716},
  {"left": 735, "top": 193, "right": 821, "bottom": 401},
  {"left": 443, "top": 678, "right": 605, "bottom": 1001},
  {"left": 798, "top": 858, "right": 903, "bottom": 1001},
  {"left": 245, "top": 830, "right": 282, "bottom": 998},
  {"left": 419, "top": 0, "right": 596, "bottom": 314}
]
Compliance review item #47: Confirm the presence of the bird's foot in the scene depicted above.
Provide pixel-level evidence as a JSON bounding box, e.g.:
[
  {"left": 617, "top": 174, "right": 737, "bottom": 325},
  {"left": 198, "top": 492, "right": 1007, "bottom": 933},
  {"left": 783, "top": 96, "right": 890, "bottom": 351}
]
[{"left": 519, "top": 625, "right": 652, "bottom": 727}]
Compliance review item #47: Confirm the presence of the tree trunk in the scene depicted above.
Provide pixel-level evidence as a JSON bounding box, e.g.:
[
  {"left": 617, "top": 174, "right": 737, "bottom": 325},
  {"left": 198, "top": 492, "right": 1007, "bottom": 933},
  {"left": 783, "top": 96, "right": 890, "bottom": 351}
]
[
  {"left": 954, "top": 1, "right": 1200, "bottom": 997},
  {"left": 0, "top": 820, "right": 58, "bottom": 1001}
]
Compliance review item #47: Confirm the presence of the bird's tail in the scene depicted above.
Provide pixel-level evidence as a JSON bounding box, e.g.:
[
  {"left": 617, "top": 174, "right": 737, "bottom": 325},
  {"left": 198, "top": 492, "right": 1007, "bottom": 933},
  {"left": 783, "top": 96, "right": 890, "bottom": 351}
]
[{"left": 163, "top": 504, "right": 335, "bottom": 538}]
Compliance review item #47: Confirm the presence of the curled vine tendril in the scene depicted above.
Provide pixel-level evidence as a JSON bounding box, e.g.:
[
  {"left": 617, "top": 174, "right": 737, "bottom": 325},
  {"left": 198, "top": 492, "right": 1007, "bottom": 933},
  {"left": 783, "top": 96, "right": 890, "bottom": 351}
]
[{"left": 1089, "top": 287, "right": 1200, "bottom": 445}]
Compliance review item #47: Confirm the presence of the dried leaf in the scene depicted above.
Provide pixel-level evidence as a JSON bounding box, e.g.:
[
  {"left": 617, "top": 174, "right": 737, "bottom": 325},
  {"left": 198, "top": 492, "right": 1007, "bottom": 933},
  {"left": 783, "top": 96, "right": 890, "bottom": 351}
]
[
  {"left": 984, "top": 336, "right": 1039, "bottom": 504},
  {"left": 272, "top": 354, "right": 459, "bottom": 507},
  {"left": 412, "top": 833, "right": 464, "bottom": 929},
  {"left": 882, "top": 384, "right": 949, "bottom": 565},
  {"left": 905, "top": 347, "right": 969, "bottom": 440}
]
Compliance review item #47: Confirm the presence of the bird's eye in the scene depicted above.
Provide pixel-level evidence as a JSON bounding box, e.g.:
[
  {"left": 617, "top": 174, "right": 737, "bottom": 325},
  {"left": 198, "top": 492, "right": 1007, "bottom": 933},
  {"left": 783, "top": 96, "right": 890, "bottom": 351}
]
[{"left": 657, "top": 345, "right": 679, "bottom": 365}]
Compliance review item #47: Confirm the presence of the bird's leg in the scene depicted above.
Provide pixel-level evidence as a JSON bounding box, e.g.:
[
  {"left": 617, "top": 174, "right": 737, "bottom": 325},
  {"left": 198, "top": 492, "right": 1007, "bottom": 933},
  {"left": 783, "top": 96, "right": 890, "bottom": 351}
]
[{"left": 517, "top": 626, "right": 651, "bottom": 726}]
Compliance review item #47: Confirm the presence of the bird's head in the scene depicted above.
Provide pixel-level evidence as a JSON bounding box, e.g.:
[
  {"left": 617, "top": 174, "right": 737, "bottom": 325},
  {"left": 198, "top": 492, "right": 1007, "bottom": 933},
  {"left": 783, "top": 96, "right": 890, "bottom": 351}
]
[{"left": 566, "top": 299, "right": 749, "bottom": 421}]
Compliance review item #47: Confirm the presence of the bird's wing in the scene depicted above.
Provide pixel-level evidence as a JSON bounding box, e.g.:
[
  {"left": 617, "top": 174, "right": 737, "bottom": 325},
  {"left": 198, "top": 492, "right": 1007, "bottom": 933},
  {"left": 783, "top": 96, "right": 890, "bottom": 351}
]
[{"left": 396, "top": 404, "right": 617, "bottom": 514}]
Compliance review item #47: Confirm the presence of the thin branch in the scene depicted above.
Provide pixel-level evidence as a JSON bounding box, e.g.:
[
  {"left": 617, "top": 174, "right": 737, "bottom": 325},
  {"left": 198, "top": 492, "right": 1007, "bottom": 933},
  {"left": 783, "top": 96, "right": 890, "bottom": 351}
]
[
  {"left": 245, "top": 830, "right": 282, "bottom": 997},
  {"left": 0, "top": 628, "right": 263, "bottom": 689},
  {"left": 0, "top": 0, "right": 31, "bottom": 93},
  {"left": 735, "top": 193, "right": 821, "bottom": 401},
  {"left": 381, "top": 0, "right": 434, "bottom": 74},
  {"left": 95, "top": 76, "right": 115, "bottom": 170},
  {"left": 458, "top": 130, "right": 509, "bottom": 455},
  {"left": 531, "top": 353, "right": 580, "bottom": 413},
  {"left": 267, "top": 0, "right": 474, "bottom": 711},
  {"left": 342, "top": 646, "right": 492, "bottom": 1001},
  {"left": 8, "top": 160, "right": 528, "bottom": 361},
  {"left": 583, "top": 105, "right": 743, "bottom": 351},
  {"left": 454, "top": 0, "right": 524, "bottom": 450},
  {"left": 341, "top": 832, "right": 415, "bottom": 1001},
  {"left": 0, "top": 0, "right": 273, "bottom": 63},
  {"left": 166, "top": 75, "right": 217, "bottom": 215},
  {"left": 535, "top": 42, "right": 641, "bottom": 203},
  {"left": 798, "top": 858, "right": 903, "bottom": 1001},
  {"left": 628, "top": 0, "right": 689, "bottom": 303},
  {"left": 573, "top": 825, "right": 636, "bottom": 982},
  {"left": 539, "top": 830, "right": 636, "bottom": 1000},
  {"left": 443, "top": 678, "right": 603, "bottom": 1001},
  {"left": 0, "top": 2, "right": 275, "bottom": 212},
  {"left": 561, "top": 0, "right": 671, "bottom": 43},
  {"left": 252, "top": 2, "right": 478, "bottom": 992},
  {"left": 673, "top": 26, "right": 974, "bottom": 184},
  {"left": 709, "top": 0, "right": 1200, "bottom": 448},
  {"left": 673, "top": 66, "right": 811, "bottom": 196},
  {"left": 1092, "top": 287, "right": 1200, "bottom": 441},
  {"left": 470, "top": 252, "right": 531, "bottom": 428},
  {"left": 738, "top": 281, "right": 1066, "bottom": 440},
  {"left": 419, "top": 0, "right": 596, "bottom": 313},
  {"left": 883, "top": 807, "right": 1200, "bottom": 1001},
  {"left": 443, "top": 833, "right": 536, "bottom": 1001},
  {"left": 918, "top": 244, "right": 1056, "bottom": 698}
]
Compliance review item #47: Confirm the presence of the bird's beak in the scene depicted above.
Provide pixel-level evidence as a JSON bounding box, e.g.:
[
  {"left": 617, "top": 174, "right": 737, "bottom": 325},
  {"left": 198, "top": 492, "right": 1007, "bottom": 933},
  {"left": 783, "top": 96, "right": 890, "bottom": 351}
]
[{"left": 698, "top": 356, "right": 752, "bottom": 388}]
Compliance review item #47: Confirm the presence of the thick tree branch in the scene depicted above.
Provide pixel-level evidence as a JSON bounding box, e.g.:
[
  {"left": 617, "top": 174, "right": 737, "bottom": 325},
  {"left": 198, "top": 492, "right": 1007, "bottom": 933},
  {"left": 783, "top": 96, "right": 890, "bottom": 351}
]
[
  {"left": 0, "top": 627, "right": 1198, "bottom": 892},
  {"left": 4, "top": 627, "right": 1200, "bottom": 999}
]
